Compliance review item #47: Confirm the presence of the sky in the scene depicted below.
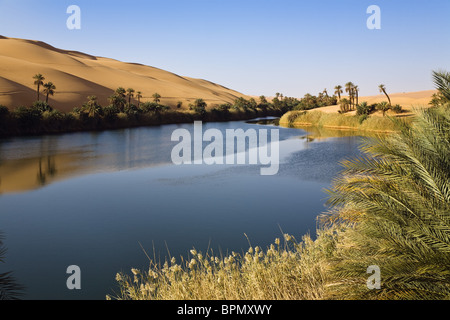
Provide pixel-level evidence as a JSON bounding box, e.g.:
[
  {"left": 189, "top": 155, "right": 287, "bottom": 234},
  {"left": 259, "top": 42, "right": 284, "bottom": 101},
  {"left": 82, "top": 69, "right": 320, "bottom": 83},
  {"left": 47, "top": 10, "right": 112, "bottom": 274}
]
[{"left": 0, "top": 0, "right": 449, "bottom": 97}]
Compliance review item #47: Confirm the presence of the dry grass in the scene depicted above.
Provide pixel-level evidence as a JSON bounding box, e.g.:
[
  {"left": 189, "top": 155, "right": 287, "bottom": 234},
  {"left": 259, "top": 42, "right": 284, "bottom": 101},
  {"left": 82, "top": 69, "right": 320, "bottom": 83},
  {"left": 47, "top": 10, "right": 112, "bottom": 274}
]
[
  {"left": 108, "top": 231, "right": 336, "bottom": 300},
  {"left": 280, "top": 110, "right": 405, "bottom": 133}
]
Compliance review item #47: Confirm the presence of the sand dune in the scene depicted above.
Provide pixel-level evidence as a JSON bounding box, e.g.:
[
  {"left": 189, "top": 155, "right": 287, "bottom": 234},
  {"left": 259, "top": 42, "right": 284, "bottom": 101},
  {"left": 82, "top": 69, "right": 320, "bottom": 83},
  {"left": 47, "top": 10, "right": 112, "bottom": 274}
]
[
  {"left": 0, "top": 36, "right": 436, "bottom": 114},
  {"left": 309, "top": 90, "right": 436, "bottom": 116},
  {"left": 359, "top": 90, "right": 436, "bottom": 108},
  {"left": 0, "top": 36, "right": 248, "bottom": 112}
]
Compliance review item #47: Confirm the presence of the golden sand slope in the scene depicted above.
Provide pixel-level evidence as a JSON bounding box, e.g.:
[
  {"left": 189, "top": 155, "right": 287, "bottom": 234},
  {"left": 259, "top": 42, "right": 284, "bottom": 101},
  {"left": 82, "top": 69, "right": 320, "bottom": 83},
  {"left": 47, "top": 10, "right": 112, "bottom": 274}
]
[
  {"left": 309, "top": 90, "right": 436, "bottom": 116},
  {"left": 0, "top": 36, "right": 248, "bottom": 112},
  {"left": 360, "top": 90, "right": 436, "bottom": 108}
]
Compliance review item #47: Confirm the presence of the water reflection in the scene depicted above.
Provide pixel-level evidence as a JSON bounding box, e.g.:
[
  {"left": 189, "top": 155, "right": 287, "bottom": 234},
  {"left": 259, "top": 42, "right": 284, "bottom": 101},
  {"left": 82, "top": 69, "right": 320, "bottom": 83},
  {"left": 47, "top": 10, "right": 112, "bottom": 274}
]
[
  {"left": 0, "top": 122, "right": 304, "bottom": 194},
  {"left": 36, "top": 157, "right": 57, "bottom": 186},
  {"left": 0, "top": 126, "right": 179, "bottom": 194},
  {"left": 246, "top": 117, "right": 280, "bottom": 126},
  {"left": 0, "top": 232, "right": 25, "bottom": 300},
  {"left": 0, "top": 121, "right": 364, "bottom": 299},
  {"left": 0, "top": 153, "right": 84, "bottom": 194},
  {"left": 281, "top": 124, "right": 385, "bottom": 142}
]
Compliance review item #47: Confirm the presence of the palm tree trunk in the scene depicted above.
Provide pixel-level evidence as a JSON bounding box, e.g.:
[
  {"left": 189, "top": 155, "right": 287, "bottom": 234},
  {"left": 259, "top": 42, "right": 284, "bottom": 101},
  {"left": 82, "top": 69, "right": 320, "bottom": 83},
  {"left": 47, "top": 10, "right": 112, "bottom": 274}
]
[
  {"left": 382, "top": 89, "right": 391, "bottom": 105},
  {"left": 385, "top": 91, "right": 391, "bottom": 105}
]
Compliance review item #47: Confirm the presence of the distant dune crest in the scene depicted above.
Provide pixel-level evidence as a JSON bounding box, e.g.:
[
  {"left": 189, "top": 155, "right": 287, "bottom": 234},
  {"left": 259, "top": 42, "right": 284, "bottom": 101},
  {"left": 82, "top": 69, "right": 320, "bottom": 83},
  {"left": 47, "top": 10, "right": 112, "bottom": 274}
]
[{"left": 0, "top": 36, "right": 247, "bottom": 111}]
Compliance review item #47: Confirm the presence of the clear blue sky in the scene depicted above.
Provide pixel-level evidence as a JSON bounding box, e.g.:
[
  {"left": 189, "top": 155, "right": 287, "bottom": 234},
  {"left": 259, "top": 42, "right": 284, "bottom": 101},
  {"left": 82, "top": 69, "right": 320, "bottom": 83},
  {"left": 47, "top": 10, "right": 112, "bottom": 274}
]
[{"left": 1, "top": 0, "right": 449, "bottom": 97}]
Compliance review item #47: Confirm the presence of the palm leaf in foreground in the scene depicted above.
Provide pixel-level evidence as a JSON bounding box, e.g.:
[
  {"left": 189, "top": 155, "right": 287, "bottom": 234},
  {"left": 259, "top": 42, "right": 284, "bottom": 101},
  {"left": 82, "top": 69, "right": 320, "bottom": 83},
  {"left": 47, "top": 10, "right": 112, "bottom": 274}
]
[
  {"left": 0, "top": 233, "right": 24, "bottom": 300},
  {"left": 321, "top": 105, "right": 450, "bottom": 299}
]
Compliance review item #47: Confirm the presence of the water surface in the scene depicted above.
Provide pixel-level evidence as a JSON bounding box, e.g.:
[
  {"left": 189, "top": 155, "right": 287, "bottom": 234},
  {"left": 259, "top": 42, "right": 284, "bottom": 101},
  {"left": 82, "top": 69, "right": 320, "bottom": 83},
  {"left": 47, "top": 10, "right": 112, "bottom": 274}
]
[{"left": 0, "top": 120, "right": 363, "bottom": 299}]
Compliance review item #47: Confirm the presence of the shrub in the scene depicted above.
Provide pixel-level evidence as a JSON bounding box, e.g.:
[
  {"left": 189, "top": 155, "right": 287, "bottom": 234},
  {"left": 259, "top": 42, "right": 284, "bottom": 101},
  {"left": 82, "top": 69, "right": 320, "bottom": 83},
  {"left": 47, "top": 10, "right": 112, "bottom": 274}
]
[
  {"left": 125, "top": 104, "right": 141, "bottom": 115},
  {"left": 376, "top": 101, "right": 390, "bottom": 116},
  {"left": 358, "top": 114, "right": 369, "bottom": 124},
  {"left": 33, "top": 101, "right": 53, "bottom": 113},
  {"left": 141, "top": 102, "right": 160, "bottom": 113},
  {"left": 42, "top": 110, "right": 65, "bottom": 131},
  {"left": 0, "top": 105, "right": 9, "bottom": 118},
  {"left": 191, "top": 99, "right": 207, "bottom": 116},
  {"left": 356, "top": 102, "right": 374, "bottom": 116},
  {"left": 13, "top": 106, "right": 42, "bottom": 131},
  {"left": 392, "top": 104, "right": 403, "bottom": 114}
]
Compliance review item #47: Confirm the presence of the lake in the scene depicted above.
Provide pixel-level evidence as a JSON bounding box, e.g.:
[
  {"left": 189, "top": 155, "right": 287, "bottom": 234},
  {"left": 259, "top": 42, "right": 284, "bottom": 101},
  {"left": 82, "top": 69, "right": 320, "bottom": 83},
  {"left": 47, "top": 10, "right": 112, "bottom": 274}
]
[{"left": 0, "top": 120, "right": 364, "bottom": 300}]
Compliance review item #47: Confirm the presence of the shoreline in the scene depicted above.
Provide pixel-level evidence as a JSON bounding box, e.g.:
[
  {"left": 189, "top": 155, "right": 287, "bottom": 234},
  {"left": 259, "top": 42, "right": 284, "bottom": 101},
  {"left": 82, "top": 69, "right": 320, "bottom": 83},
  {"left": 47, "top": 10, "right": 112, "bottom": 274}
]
[
  {"left": 279, "top": 120, "right": 398, "bottom": 134},
  {"left": 278, "top": 110, "right": 411, "bottom": 135},
  {"left": 0, "top": 109, "right": 284, "bottom": 139}
]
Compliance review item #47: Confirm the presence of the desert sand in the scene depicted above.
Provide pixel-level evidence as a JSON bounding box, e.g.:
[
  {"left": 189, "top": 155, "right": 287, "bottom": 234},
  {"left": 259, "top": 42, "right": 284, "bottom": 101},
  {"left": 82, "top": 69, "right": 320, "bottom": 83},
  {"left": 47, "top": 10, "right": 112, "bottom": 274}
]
[
  {"left": 0, "top": 36, "right": 249, "bottom": 112},
  {"left": 0, "top": 36, "right": 436, "bottom": 115},
  {"left": 310, "top": 90, "right": 436, "bottom": 116}
]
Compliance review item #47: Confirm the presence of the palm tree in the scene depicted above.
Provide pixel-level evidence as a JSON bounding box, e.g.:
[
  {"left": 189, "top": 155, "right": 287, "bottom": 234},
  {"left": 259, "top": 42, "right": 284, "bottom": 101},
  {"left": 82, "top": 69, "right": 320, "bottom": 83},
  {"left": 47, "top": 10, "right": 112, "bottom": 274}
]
[
  {"left": 323, "top": 89, "right": 329, "bottom": 98},
  {"left": 136, "top": 91, "right": 143, "bottom": 107},
  {"left": 376, "top": 101, "right": 390, "bottom": 116},
  {"left": 432, "top": 70, "right": 450, "bottom": 102},
  {"left": 126, "top": 88, "right": 135, "bottom": 107},
  {"left": 115, "top": 87, "right": 126, "bottom": 99},
  {"left": 323, "top": 105, "right": 450, "bottom": 299},
  {"left": 42, "top": 82, "right": 56, "bottom": 104},
  {"left": 112, "top": 88, "right": 126, "bottom": 111},
  {"left": 345, "top": 82, "right": 355, "bottom": 110},
  {"left": 334, "top": 85, "right": 343, "bottom": 101},
  {"left": 108, "top": 94, "right": 123, "bottom": 112},
  {"left": 338, "top": 98, "right": 350, "bottom": 113},
  {"left": 354, "top": 85, "right": 359, "bottom": 106},
  {"left": 259, "top": 95, "right": 268, "bottom": 104},
  {"left": 152, "top": 93, "right": 161, "bottom": 104},
  {"left": 86, "top": 95, "right": 100, "bottom": 118},
  {"left": 378, "top": 84, "right": 391, "bottom": 106},
  {"left": 33, "top": 74, "right": 45, "bottom": 101}
]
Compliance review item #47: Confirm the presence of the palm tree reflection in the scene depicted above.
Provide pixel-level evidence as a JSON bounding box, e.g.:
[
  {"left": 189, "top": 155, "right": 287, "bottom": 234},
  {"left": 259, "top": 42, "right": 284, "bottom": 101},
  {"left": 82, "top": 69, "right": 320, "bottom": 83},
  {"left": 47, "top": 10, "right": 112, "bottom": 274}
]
[{"left": 36, "top": 156, "right": 57, "bottom": 186}]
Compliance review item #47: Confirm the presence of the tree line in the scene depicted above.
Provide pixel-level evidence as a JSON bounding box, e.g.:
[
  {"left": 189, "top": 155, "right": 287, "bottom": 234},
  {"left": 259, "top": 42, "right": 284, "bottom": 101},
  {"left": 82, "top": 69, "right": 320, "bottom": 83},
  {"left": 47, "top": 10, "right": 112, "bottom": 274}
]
[{"left": 0, "top": 74, "right": 303, "bottom": 136}]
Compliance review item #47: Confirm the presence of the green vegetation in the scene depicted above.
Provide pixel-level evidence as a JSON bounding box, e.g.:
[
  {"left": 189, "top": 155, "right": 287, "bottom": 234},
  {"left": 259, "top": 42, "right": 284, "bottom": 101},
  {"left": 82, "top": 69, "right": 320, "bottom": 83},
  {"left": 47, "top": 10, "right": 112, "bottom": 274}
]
[
  {"left": 334, "top": 85, "right": 343, "bottom": 101},
  {"left": 292, "top": 92, "right": 337, "bottom": 111},
  {"left": 0, "top": 232, "right": 24, "bottom": 299},
  {"left": 432, "top": 70, "right": 450, "bottom": 101},
  {"left": 379, "top": 84, "right": 391, "bottom": 106},
  {"left": 111, "top": 103, "right": 450, "bottom": 301},
  {"left": 323, "top": 103, "right": 450, "bottom": 299},
  {"left": 280, "top": 109, "right": 401, "bottom": 132},
  {"left": 152, "top": 93, "right": 161, "bottom": 104},
  {"left": 111, "top": 71, "right": 450, "bottom": 300},
  {"left": 0, "top": 74, "right": 299, "bottom": 137},
  {"left": 376, "top": 101, "right": 390, "bottom": 116},
  {"left": 33, "top": 73, "right": 45, "bottom": 101},
  {"left": 0, "top": 99, "right": 281, "bottom": 136}
]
